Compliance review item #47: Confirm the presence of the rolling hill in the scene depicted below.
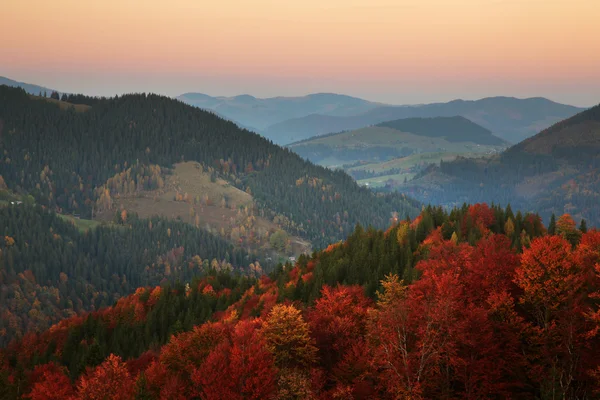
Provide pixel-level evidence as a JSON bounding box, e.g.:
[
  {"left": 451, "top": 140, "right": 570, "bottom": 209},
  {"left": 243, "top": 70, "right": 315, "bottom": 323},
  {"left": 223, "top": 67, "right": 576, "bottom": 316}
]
[
  {"left": 177, "top": 92, "right": 383, "bottom": 141},
  {"left": 266, "top": 96, "right": 584, "bottom": 144},
  {"left": 289, "top": 116, "right": 508, "bottom": 185},
  {"left": 395, "top": 103, "right": 600, "bottom": 225},
  {"left": 0, "top": 85, "right": 419, "bottom": 251}
]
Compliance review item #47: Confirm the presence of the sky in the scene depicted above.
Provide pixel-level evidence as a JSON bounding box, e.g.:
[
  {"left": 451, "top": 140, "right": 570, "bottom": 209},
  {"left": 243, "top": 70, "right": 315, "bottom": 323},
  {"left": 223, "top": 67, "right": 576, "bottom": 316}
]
[{"left": 1, "top": 0, "right": 599, "bottom": 106}]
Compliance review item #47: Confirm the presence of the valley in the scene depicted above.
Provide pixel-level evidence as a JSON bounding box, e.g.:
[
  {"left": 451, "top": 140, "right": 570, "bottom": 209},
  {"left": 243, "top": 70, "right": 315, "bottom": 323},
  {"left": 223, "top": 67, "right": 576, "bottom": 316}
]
[
  {"left": 3, "top": 1, "right": 600, "bottom": 398},
  {"left": 289, "top": 116, "right": 507, "bottom": 187}
]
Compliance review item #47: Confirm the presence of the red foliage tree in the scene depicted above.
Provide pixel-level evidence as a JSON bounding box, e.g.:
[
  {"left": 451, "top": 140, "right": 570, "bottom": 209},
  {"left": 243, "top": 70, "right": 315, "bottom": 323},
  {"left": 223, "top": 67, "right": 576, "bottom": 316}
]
[
  {"left": 76, "top": 354, "right": 134, "bottom": 400},
  {"left": 308, "top": 285, "right": 373, "bottom": 397},
  {"left": 27, "top": 363, "right": 74, "bottom": 400},
  {"left": 192, "top": 319, "right": 277, "bottom": 400},
  {"left": 516, "top": 235, "right": 597, "bottom": 398},
  {"left": 516, "top": 235, "right": 584, "bottom": 328},
  {"left": 371, "top": 236, "right": 524, "bottom": 398},
  {"left": 467, "top": 203, "right": 496, "bottom": 233},
  {"left": 157, "top": 321, "right": 228, "bottom": 396}
]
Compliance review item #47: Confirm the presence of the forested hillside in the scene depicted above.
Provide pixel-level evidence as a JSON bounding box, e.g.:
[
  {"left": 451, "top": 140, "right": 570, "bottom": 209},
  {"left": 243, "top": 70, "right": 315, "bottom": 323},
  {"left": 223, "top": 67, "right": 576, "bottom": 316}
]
[
  {"left": 376, "top": 116, "right": 506, "bottom": 146},
  {"left": 0, "top": 85, "right": 419, "bottom": 249},
  {"left": 0, "top": 204, "right": 256, "bottom": 346},
  {"left": 396, "top": 104, "right": 600, "bottom": 226},
  {"left": 3, "top": 203, "right": 600, "bottom": 399}
]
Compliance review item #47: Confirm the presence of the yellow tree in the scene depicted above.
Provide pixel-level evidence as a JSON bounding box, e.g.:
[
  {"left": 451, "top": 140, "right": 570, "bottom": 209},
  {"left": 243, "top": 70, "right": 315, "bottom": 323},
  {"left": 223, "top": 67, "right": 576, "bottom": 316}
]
[
  {"left": 504, "top": 217, "right": 515, "bottom": 238},
  {"left": 261, "top": 304, "right": 317, "bottom": 369},
  {"left": 556, "top": 214, "right": 582, "bottom": 245}
]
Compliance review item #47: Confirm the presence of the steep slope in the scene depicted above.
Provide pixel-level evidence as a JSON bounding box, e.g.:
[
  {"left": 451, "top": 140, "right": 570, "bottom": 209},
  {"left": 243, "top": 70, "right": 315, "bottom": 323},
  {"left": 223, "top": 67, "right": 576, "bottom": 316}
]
[
  {"left": 0, "top": 203, "right": 254, "bottom": 346},
  {"left": 289, "top": 116, "right": 508, "bottom": 184},
  {"left": 397, "top": 104, "right": 600, "bottom": 225},
  {"left": 177, "top": 92, "right": 382, "bottom": 139},
  {"left": 267, "top": 96, "right": 584, "bottom": 144},
  {"left": 0, "top": 76, "right": 57, "bottom": 96},
  {"left": 5, "top": 204, "right": 600, "bottom": 399},
  {"left": 508, "top": 103, "right": 600, "bottom": 158},
  {"left": 0, "top": 86, "right": 419, "bottom": 249}
]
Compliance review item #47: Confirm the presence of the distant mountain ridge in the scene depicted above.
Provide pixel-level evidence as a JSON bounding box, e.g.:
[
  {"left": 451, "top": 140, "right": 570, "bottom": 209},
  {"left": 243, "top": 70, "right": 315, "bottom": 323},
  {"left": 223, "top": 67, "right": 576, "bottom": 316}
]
[
  {"left": 266, "top": 96, "right": 585, "bottom": 144},
  {"left": 1, "top": 75, "right": 585, "bottom": 146},
  {"left": 0, "top": 76, "right": 58, "bottom": 96},
  {"left": 177, "top": 91, "right": 383, "bottom": 140},
  {"left": 396, "top": 103, "right": 600, "bottom": 226}
]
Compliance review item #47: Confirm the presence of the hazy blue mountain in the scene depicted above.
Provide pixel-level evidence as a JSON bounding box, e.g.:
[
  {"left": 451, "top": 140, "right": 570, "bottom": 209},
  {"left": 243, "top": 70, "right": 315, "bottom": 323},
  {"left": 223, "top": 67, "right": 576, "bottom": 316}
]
[
  {"left": 177, "top": 92, "right": 383, "bottom": 140},
  {"left": 0, "top": 76, "right": 57, "bottom": 96},
  {"left": 375, "top": 116, "right": 506, "bottom": 146},
  {"left": 288, "top": 116, "right": 508, "bottom": 183},
  {"left": 395, "top": 103, "right": 600, "bottom": 226},
  {"left": 266, "top": 96, "right": 585, "bottom": 144}
]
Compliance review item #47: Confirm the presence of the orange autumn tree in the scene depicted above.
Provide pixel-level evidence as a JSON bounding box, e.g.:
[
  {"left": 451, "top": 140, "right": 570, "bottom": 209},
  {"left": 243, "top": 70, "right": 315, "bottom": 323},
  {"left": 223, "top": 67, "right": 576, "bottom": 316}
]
[
  {"left": 515, "top": 235, "right": 584, "bottom": 328},
  {"left": 515, "top": 235, "right": 594, "bottom": 398},
  {"left": 27, "top": 363, "right": 74, "bottom": 400},
  {"left": 76, "top": 354, "right": 134, "bottom": 400}
]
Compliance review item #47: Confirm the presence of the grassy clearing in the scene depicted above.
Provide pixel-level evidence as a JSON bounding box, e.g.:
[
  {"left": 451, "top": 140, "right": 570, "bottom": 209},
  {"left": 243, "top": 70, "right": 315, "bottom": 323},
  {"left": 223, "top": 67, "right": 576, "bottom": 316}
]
[
  {"left": 94, "top": 162, "right": 312, "bottom": 256},
  {"left": 57, "top": 214, "right": 102, "bottom": 232},
  {"left": 352, "top": 152, "right": 490, "bottom": 187}
]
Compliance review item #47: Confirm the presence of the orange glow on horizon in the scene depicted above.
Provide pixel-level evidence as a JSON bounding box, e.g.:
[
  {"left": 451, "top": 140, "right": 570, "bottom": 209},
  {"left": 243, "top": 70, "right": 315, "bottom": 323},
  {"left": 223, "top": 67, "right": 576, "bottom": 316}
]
[{"left": 1, "top": 0, "right": 599, "bottom": 104}]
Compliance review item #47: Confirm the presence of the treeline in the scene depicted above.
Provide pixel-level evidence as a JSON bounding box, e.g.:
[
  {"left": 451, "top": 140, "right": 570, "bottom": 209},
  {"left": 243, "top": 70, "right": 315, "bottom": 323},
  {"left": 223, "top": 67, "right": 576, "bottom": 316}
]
[
  {"left": 272, "top": 202, "right": 546, "bottom": 303},
  {"left": 0, "top": 85, "right": 419, "bottom": 248},
  {"left": 0, "top": 204, "right": 257, "bottom": 346},
  {"left": 348, "top": 167, "right": 403, "bottom": 180}
]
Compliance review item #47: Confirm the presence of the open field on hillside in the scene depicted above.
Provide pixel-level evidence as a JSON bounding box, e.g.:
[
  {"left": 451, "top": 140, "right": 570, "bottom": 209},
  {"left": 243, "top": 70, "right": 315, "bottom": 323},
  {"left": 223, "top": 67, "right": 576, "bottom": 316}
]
[
  {"left": 57, "top": 214, "right": 102, "bottom": 232},
  {"left": 95, "top": 162, "right": 311, "bottom": 256},
  {"left": 350, "top": 152, "right": 487, "bottom": 187},
  {"left": 30, "top": 95, "right": 91, "bottom": 112}
]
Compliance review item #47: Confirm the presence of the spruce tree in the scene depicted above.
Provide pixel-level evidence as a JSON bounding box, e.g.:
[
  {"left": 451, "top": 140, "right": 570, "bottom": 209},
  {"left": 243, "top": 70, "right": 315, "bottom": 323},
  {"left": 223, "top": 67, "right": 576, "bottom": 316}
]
[
  {"left": 548, "top": 214, "right": 556, "bottom": 235},
  {"left": 580, "top": 219, "right": 588, "bottom": 234}
]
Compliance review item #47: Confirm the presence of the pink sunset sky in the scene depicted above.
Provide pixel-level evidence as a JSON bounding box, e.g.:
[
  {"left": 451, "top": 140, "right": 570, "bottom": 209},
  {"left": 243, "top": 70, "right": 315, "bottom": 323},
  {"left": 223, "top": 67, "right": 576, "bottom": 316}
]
[{"left": 2, "top": 0, "right": 599, "bottom": 106}]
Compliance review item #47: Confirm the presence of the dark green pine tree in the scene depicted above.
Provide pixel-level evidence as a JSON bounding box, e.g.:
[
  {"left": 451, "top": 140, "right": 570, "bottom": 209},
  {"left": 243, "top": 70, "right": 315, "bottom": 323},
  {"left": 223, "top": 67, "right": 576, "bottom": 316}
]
[
  {"left": 579, "top": 219, "right": 588, "bottom": 234},
  {"left": 548, "top": 214, "right": 556, "bottom": 235}
]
